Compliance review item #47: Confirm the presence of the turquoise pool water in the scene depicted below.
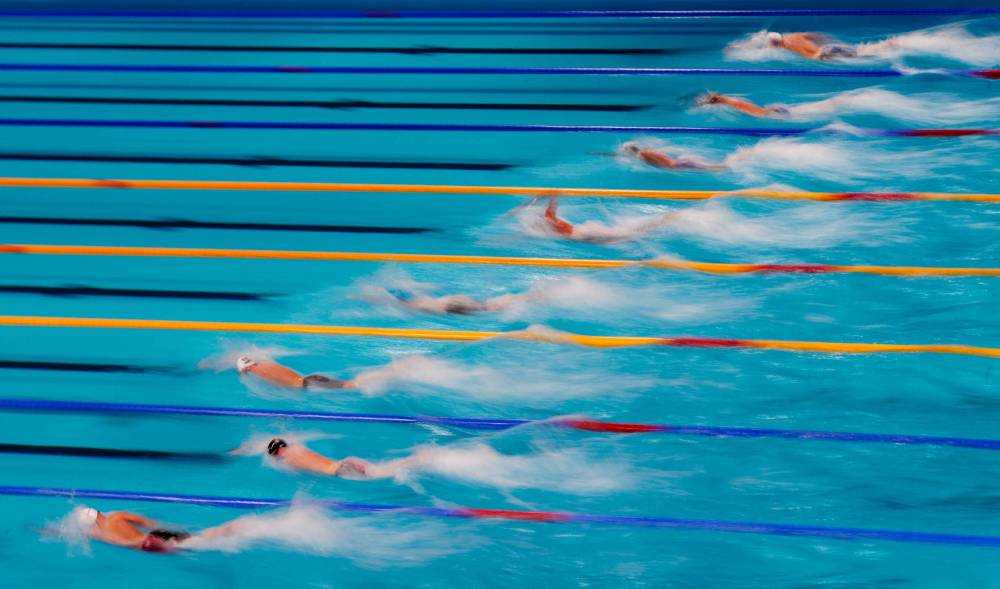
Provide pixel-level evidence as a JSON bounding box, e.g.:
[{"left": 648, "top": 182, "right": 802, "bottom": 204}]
[{"left": 0, "top": 10, "right": 998, "bottom": 588}]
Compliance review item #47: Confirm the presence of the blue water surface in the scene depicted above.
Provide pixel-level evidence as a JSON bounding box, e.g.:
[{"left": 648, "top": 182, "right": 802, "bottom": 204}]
[{"left": 0, "top": 7, "right": 997, "bottom": 588}]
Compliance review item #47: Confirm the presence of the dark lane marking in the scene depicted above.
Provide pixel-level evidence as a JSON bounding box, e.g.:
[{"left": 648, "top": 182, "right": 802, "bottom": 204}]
[
  {"left": 0, "top": 94, "right": 645, "bottom": 112},
  {"left": 0, "top": 360, "right": 154, "bottom": 373},
  {"left": 0, "top": 443, "right": 228, "bottom": 462},
  {"left": 0, "top": 151, "right": 513, "bottom": 171},
  {"left": 0, "top": 284, "right": 269, "bottom": 301},
  {"left": 0, "top": 42, "right": 671, "bottom": 56},
  {"left": 0, "top": 216, "right": 432, "bottom": 234}
]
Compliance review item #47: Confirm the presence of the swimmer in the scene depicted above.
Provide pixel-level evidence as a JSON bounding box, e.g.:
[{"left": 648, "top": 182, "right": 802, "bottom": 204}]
[
  {"left": 236, "top": 356, "right": 355, "bottom": 390},
  {"left": 696, "top": 91, "right": 790, "bottom": 119},
  {"left": 266, "top": 437, "right": 401, "bottom": 479},
  {"left": 766, "top": 32, "right": 858, "bottom": 61},
  {"left": 385, "top": 288, "right": 523, "bottom": 315},
  {"left": 70, "top": 506, "right": 261, "bottom": 553},
  {"left": 542, "top": 196, "right": 679, "bottom": 243},
  {"left": 618, "top": 142, "right": 727, "bottom": 172}
]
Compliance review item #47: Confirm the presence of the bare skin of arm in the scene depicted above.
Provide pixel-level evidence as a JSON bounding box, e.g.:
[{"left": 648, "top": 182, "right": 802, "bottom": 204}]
[
  {"left": 640, "top": 149, "right": 727, "bottom": 172},
  {"left": 544, "top": 197, "right": 575, "bottom": 236},
  {"left": 700, "top": 92, "right": 779, "bottom": 118},
  {"left": 242, "top": 359, "right": 356, "bottom": 390},
  {"left": 271, "top": 441, "right": 399, "bottom": 479}
]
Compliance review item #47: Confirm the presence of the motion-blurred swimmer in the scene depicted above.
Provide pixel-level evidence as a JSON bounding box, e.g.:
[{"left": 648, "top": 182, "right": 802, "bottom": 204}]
[
  {"left": 70, "top": 506, "right": 241, "bottom": 553},
  {"left": 382, "top": 288, "right": 534, "bottom": 315},
  {"left": 266, "top": 437, "right": 402, "bottom": 479},
  {"left": 236, "top": 356, "right": 355, "bottom": 390},
  {"left": 618, "top": 141, "right": 726, "bottom": 171},
  {"left": 765, "top": 32, "right": 858, "bottom": 60},
  {"left": 542, "top": 196, "right": 680, "bottom": 243},
  {"left": 696, "top": 92, "right": 789, "bottom": 119}
]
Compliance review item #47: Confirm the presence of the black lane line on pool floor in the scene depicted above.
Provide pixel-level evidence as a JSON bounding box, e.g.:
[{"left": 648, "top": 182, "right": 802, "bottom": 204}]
[
  {"left": 0, "top": 285, "right": 271, "bottom": 301},
  {"left": 0, "top": 359, "right": 187, "bottom": 375},
  {"left": 0, "top": 216, "right": 434, "bottom": 234},
  {"left": 0, "top": 151, "right": 515, "bottom": 171},
  {"left": 0, "top": 42, "right": 673, "bottom": 56},
  {"left": 0, "top": 94, "right": 646, "bottom": 112},
  {"left": 0, "top": 443, "right": 228, "bottom": 463}
]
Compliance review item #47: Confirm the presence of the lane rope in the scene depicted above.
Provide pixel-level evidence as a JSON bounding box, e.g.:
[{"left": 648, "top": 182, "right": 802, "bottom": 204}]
[
  {"left": 0, "top": 442, "right": 226, "bottom": 462},
  {"left": 3, "top": 398, "right": 997, "bottom": 450},
  {"left": 3, "top": 485, "right": 998, "bottom": 546},
  {"left": 4, "top": 243, "right": 999, "bottom": 278},
  {"left": 0, "top": 63, "right": 992, "bottom": 78},
  {"left": 0, "top": 116, "right": 990, "bottom": 137},
  {"left": 0, "top": 175, "right": 993, "bottom": 203},
  {"left": 0, "top": 315, "right": 997, "bottom": 358},
  {"left": 0, "top": 8, "right": 995, "bottom": 18},
  {"left": 0, "top": 43, "right": 670, "bottom": 57}
]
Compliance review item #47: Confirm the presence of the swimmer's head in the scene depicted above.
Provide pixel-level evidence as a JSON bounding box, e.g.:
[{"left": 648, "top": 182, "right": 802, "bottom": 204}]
[
  {"left": 619, "top": 141, "right": 642, "bottom": 155},
  {"left": 236, "top": 356, "right": 257, "bottom": 374},
  {"left": 267, "top": 438, "right": 288, "bottom": 457},
  {"left": 696, "top": 92, "right": 721, "bottom": 106},
  {"left": 767, "top": 32, "right": 783, "bottom": 46},
  {"left": 72, "top": 506, "right": 99, "bottom": 529}
]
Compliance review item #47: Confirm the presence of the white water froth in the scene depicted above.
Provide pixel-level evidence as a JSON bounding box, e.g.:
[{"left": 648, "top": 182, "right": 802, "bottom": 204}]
[
  {"left": 385, "top": 442, "right": 636, "bottom": 495},
  {"left": 350, "top": 353, "right": 655, "bottom": 403},
  {"left": 181, "top": 501, "right": 461, "bottom": 566},
  {"left": 855, "top": 25, "right": 1000, "bottom": 66},
  {"left": 781, "top": 88, "right": 1000, "bottom": 124}
]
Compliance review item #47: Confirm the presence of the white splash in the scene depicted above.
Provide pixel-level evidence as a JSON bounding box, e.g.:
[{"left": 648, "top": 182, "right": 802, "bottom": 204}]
[
  {"left": 725, "top": 30, "right": 801, "bottom": 62},
  {"left": 350, "top": 353, "right": 656, "bottom": 404},
  {"left": 719, "top": 136, "right": 961, "bottom": 184},
  {"left": 779, "top": 88, "right": 1000, "bottom": 124},
  {"left": 660, "top": 198, "right": 903, "bottom": 248},
  {"left": 855, "top": 25, "right": 1000, "bottom": 66},
  {"left": 386, "top": 442, "right": 636, "bottom": 494},
  {"left": 181, "top": 500, "right": 461, "bottom": 566}
]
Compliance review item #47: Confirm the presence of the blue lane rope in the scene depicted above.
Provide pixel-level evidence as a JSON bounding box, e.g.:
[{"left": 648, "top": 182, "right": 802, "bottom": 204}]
[
  {"left": 0, "top": 9, "right": 994, "bottom": 18},
  {"left": 2, "top": 398, "right": 997, "bottom": 450},
  {"left": 2, "top": 485, "right": 998, "bottom": 546},
  {"left": 0, "top": 63, "right": 988, "bottom": 78},
  {"left": 0, "top": 117, "right": 989, "bottom": 137}
]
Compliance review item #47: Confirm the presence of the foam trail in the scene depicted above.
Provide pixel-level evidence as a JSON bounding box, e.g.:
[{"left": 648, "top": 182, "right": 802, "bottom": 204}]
[
  {"left": 749, "top": 89, "right": 999, "bottom": 124},
  {"left": 662, "top": 198, "right": 904, "bottom": 249},
  {"left": 384, "top": 442, "right": 636, "bottom": 494},
  {"left": 350, "top": 353, "right": 655, "bottom": 404},
  {"left": 164, "top": 500, "right": 461, "bottom": 565},
  {"left": 856, "top": 25, "right": 1000, "bottom": 66},
  {"left": 720, "top": 136, "right": 962, "bottom": 184}
]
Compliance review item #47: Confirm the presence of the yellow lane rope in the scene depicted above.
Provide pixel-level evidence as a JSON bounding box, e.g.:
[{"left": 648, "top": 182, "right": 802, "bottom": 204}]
[
  {"left": 3, "top": 244, "right": 999, "bottom": 277},
  {"left": 0, "top": 315, "right": 996, "bottom": 358},
  {"left": 0, "top": 176, "right": 996, "bottom": 202}
]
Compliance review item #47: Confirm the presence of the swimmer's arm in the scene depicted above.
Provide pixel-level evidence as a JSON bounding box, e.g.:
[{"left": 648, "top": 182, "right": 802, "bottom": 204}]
[
  {"left": 119, "top": 512, "right": 157, "bottom": 528},
  {"left": 716, "top": 95, "right": 772, "bottom": 118}
]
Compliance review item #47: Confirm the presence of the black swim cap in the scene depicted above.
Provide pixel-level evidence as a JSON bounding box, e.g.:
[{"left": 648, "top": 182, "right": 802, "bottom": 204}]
[{"left": 267, "top": 438, "right": 288, "bottom": 456}]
